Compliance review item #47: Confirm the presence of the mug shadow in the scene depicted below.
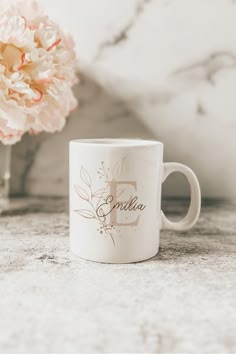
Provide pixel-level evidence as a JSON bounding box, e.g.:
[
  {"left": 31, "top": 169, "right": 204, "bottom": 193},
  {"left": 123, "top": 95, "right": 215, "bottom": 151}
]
[{"left": 147, "top": 240, "right": 213, "bottom": 263}]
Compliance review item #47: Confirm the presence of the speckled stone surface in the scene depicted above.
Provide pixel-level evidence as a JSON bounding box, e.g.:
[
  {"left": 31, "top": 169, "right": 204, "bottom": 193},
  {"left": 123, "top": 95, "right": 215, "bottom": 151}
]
[{"left": 0, "top": 199, "right": 235, "bottom": 353}]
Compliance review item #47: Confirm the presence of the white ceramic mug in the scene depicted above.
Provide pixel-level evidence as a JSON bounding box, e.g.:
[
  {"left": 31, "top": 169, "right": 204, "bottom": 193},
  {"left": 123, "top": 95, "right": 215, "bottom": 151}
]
[{"left": 70, "top": 139, "right": 201, "bottom": 263}]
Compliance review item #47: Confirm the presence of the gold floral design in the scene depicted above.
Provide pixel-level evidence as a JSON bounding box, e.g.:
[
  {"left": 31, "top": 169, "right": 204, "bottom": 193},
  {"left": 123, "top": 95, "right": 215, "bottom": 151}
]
[{"left": 74, "top": 156, "right": 127, "bottom": 246}]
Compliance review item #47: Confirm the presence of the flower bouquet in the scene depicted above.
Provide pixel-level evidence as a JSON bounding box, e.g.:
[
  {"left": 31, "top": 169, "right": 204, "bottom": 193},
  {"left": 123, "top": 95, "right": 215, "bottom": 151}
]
[{"left": 0, "top": 0, "right": 78, "bottom": 206}]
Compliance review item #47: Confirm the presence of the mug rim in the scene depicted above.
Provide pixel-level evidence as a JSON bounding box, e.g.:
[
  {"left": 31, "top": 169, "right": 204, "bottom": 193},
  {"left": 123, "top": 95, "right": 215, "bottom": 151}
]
[{"left": 70, "top": 138, "right": 163, "bottom": 147}]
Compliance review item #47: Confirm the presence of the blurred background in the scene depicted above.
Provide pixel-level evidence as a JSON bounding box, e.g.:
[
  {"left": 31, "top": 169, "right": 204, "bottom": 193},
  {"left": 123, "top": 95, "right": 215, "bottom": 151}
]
[{"left": 11, "top": 0, "right": 236, "bottom": 198}]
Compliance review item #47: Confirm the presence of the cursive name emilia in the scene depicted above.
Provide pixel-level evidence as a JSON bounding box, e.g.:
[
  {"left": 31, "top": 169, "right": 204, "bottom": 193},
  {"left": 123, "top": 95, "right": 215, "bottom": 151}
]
[{"left": 96, "top": 181, "right": 146, "bottom": 227}]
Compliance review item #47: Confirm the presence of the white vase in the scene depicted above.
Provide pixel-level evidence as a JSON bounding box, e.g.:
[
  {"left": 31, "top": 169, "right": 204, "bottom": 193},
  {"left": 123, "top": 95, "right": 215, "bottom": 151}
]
[{"left": 0, "top": 143, "right": 11, "bottom": 211}]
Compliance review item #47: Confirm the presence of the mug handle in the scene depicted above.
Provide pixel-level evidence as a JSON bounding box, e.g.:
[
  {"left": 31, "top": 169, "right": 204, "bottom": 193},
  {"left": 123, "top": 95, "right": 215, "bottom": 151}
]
[{"left": 161, "top": 163, "right": 201, "bottom": 231}]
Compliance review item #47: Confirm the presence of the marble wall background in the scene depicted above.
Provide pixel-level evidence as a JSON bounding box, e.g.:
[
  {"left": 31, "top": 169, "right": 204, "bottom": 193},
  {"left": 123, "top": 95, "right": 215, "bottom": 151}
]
[{"left": 11, "top": 0, "right": 236, "bottom": 198}]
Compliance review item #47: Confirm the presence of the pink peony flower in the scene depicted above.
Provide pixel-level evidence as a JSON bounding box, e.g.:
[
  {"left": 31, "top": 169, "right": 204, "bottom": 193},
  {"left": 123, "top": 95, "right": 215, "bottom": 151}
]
[{"left": 0, "top": 0, "right": 78, "bottom": 145}]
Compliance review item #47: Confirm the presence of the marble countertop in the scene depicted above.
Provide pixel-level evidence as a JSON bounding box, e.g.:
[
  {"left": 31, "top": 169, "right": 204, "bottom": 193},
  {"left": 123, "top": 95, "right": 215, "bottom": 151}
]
[
  {"left": 10, "top": 0, "right": 236, "bottom": 199},
  {"left": 0, "top": 198, "right": 235, "bottom": 353}
]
